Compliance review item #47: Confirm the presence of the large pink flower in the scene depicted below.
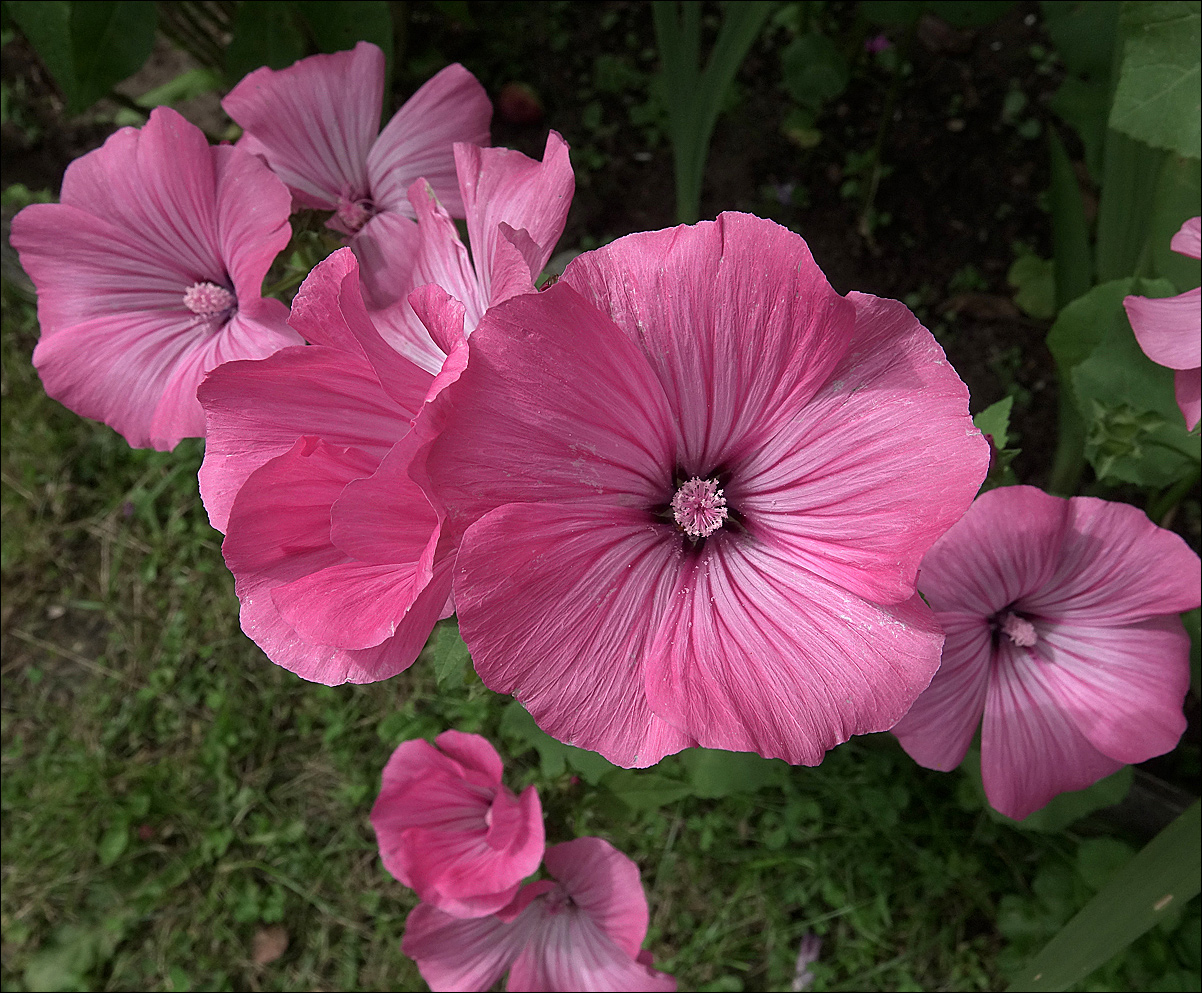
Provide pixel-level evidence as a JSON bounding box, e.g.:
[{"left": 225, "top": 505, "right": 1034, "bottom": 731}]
[
  {"left": 10, "top": 106, "right": 299, "bottom": 451},
  {"left": 425, "top": 211, "right": 991, "bottom": 768},
  {"left": 402, "top": 837, "right": 676, "bottom": 992},
  {"left": 371, "top": 731, "right": 545, "bottom": 918},
  {"left": 1123, "top": 216, "right": 1201, "bottom": 430},
  {"left": 223, "top": 42, "right": 491, "bottom": 309},
  {"left": 892, "top": 485, "right": 1199, "bottom": 821},
  {"left": 197, "top": 134, "right": 573, "bottom": 685}
]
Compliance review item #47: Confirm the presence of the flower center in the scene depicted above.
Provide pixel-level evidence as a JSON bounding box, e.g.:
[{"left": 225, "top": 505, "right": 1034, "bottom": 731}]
[
  {"left": 671, "top": 477, "right": 728, "bottom": 539},
  {"left": 999, "top": 611, "right": 1037, "bottom": 648},
  {"left": 333, "top": 194, "right": 375, "bottom": 235},
  {"left": 183, "top": 281, "right": 236, "bottom": 317}
]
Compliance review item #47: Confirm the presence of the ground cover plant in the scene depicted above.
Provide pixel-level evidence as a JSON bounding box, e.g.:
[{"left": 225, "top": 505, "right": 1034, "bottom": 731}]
[{"left": 2, "top": 2, "right": 1199, "bottom": 991}]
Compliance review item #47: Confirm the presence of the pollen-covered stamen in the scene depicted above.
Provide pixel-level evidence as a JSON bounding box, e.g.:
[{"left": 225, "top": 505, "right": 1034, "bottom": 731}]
[
  {"left": 183, "top": 281, "right": 236, "bottom": 317},
  {"left": 1000, "top": 611, "right": 1038, "bottom": 648},
  {"left": 672, "top": 477, "right": 729, "bottom": 539},
  {"left": 334, "top": 194, "right": 375, "bottom": 235}
]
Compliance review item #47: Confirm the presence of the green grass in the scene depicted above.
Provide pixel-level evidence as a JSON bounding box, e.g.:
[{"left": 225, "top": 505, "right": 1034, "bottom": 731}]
[{"left": 2, "top": 272, "right": 1198, "bottom": 992}]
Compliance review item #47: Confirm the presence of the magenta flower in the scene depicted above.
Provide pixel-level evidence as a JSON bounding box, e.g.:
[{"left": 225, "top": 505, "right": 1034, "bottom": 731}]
[
  {"left": 1123, "top": 217, "right": 1201, "bottom": 430},
  {"left": 371, "top": 731, "right": 545, "bottom": 918},
  {"left": 197, "top": 133, "right": 573, "bottom": 685},
  {"left": 892, "top": 485, "right": 1199, "bottom": 820},
  {"left": 10, "top": 106, "right": 299, "bottom": 451},
  {"left": 223, "top": 42, "right": 491, "bottom": 308},
  {"left": 425, "top": 211, "right": 990, "bottom": 767},
  {"left": 403, "top": 837, "right": 676, "bottom": 992}
]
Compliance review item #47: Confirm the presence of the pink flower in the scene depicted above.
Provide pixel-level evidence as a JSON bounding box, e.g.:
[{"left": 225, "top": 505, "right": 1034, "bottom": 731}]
[
  {"left": 197, "top": 134, "right": 573, "bottom": 685},
  {"left": 371, "top": 731, "right": 545, "bottom": 918},
  {"left": 425, "top": 211, "right": 991, "bottom": 767},
  {"left": 892, "top": 485, "right": 1199, "bottom": 821},
  {"left": 402, "top": 837, "right": 676, "bottom": 992},
  {"left": 223, "top": 42, "right": 491, "bottom": 309},
  {"left": 1123, "top": 216, "right": 1201, "bottom": 430},
  {"left": 10, "top": 106, "right": 299, "bottom": 451}
]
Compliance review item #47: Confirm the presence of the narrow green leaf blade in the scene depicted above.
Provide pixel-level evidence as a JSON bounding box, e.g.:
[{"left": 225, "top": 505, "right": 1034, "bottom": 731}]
[{"left": 1006, "top": 800, "right": 1202, "bottom": 991}]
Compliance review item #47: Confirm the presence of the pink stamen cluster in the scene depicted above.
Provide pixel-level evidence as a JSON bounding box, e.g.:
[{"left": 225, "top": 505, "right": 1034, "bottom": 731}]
[
  {"left": 183, "top": 281, "right": 236, "bottom": 317},
  {"left": 671, "top": 476, "right": 728, "bottom": 538},
  {"left": 999, "top": 611, "right": 1038, "bottom": 648},
  {"left": 334, "top": 195, "right": 374, "bottom": 235}
]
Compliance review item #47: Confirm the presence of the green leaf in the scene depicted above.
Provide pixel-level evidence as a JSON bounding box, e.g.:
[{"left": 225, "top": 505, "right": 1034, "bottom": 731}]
[
  {"left": 1095, "top": 130, "right": 1166, "bottom": 281},
  {"left": 974, "top": 395, "right": 1014, "bottom": 449},
  {"left": 1048, "top": 129, "right": 1094, "bottom": 307},
  {"left": 6, "top": 1, "right": 76, "bottom": 103},
  {"left": 1110, "top": 1, "right": 1201, "bottom": 160},
  {"left": 601, "top": 768, "right": 691, "bottom": 810},
  {"left": 1007, "top": 254, "right": 1057, "bottom": 319},
  {"left": 1040, "top": 0, "right": 1121, "bottom": 82},
  {"left": 1183, "top": 607, "right": 1201, "bottom": 696},
  {"left": 225, "top": 1, "right": 305, "bottom": 85},
  {"left": 426, "top": 619, "right": 471, "bottom": 688},
  {"left": 1148, "top": 154, "right": 1202, "bottom": 291},
  {"left": 294, "top": 1, "right": 394, "bottom": 89},
  {"left": 498, "top": 701, "right": 615, "bottom": 783},
  {"left": 780, "top": 32, "right": 848, "bottom": 111},
  {"left": 1049, "top": 76, "right": 1110, "bottom": 180},
  {"left": 1006, "top": 800, "right": 1202, "bottom": 991},
  {"left": 135, "top": 66, "right": 223, "bottom": 109},
  {"left": 68, "top": 1, "right": 157, "bottom": 114},
  {"left": 97, "top": 821, "right": 129, "bottom": 866},
  {"left": 678, "top": 747, "right": 787, "bottom": 798}
]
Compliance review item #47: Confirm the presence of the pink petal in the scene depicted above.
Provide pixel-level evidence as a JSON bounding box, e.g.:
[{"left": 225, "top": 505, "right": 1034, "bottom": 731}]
[
  {"left": 212, "top": 143, "right": 294, "bottom": 302},
  {"left": 456, "top": 131, "right": 574, "bottom": 304},
  {"left": 1176, "top": 367, "right": 1201, "bottom": 430},
  {"left": 404, "top": 903, "right": 528, "bottom": 992},
  {"left": 454, "top": 502, "right": 696, "bottom": 768},
  {"left": 1032, "top": 494, "right": 1202, "bottom": 624},
  {"left": 728, "top": 291, "right": 988, "bottom": 605},
  {"left": 426, "top": 281, "right": 679, "bottom": 546},
  {"left": 222, "top": 42, "right": 383, "bottom": 209},
  {"left": 349, "top": 207, "right": 422, "bottom": 310},
  {"left": 1170, "top": 216, "right": 1201, "bottom": 259},
  {"left": 198, "top": 345, "right": 408, "bottom": 532},
  {"left": 918, "top": 485, "right": 1070, "bottom": 618},
  {"left": 561, "top": 211, "right": 856, "bottom": 472},
  {"left": 508, "top": 922, "right": 677, "bottom": 992},
  {"left": 891, "top": 614, "right": 993, "bottom": 771},
  {"left": 643, "top": 538, "right": 946, "bottom": 764},
  {"left": 433, "top": 728, "right": 505, "bottom": 784},
  {"left": 543, "top": 839, "right": 651, "bottom": 960},
  {"left": 1034, "top": 617, "right": 1189, "bottom": 764},
  {"left": 1123, "top": 287, "right": 1201, "bottom": 370},
  {"left": 981, "top": 640, "right": 1125, "bottom": 820},
  {"left": 367, "top": 62, "right": 492, "bottom": 217}
]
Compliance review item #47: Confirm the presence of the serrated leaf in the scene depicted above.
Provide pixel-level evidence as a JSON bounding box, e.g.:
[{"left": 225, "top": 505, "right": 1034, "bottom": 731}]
[
  {"left": 974, "top": 395, "right": 1014, "bottom": 449},
  {"left": 1110, "top": 2, "right": 1201, "bottom": 159},
  {"left": 1006, "top": 800, "right": 1202, "bottom": 991}
]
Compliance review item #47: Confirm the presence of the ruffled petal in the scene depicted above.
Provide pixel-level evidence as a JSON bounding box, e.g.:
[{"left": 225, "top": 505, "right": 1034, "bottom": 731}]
[
  {"left": 643, "top": 538, "right": 945, "bottom": 764},
  {"left": 729, "top": 291, "right": 988, "bottom": 605},
  {"left": 454, "top": 501, "right": 695, "bottom": 767},
  {"left": 367, "top": 62, "right": 492, "bottom": 217},
  {"left": 1170, "top": 216, "right": 1201, "bottom": 259},
  {"left": 403, "top": 903, "right": 527, "bottom": 993},
  {"left": 562, "top": 211, "right": 856, "bottom": 472},
  {"left": 222, "top": 41, "right": 382, "bottom": 209},
  {"left": 544, "top": 839, "right": 650, "bottom": 959}
]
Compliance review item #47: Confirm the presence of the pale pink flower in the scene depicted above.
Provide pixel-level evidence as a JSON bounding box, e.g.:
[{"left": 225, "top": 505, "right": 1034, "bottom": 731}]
[
  {"left": 1123, "top": 216, "right": 1201, "bottom": 430},
  {"left": 425, "top": 211, "right": 991, "bottom": 768},
  {"left": 402, "top": 837, "right": 676, "bottom": 992},
  {"left": 223, "top": 42, "right": 491, "bottom": 309},
  {"left": 371, "top": 731, "right": 544, "bottom": 918},
  {"left": 197, "top": 134, "right": 573, "bottom": 685},
  {"left": 892, "top": 485, "right": 1198, "bottom": 821},
  {"left": 10, "top": 106, "right": 299, "bottom": 451}
]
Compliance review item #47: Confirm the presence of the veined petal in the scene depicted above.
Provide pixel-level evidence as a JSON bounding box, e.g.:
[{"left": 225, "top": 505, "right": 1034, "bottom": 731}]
[
  {"left": 644, "top": 538, "right": 945, "bottom": 764},
  {"left": 562, "top": 211, "right": 855, "bottom": 472},
  {"left": 981, "top": 640, "right": 1125, "bottom": 821},
  {"left": 222, "top": 42, "right": 382, "bottom": 209},
  {"left": 350, "top": 207, "right": 423, "bottom": 310},
  {"left": 1170, "top": 216, "right": 1201, "bottom": 259},
  {"left": 367, "top": 62, "right": 492, "bottom": 217},
  {"left": 212, "top": 143, "right": 293, "bottom": 303},
  {"left": 544, "top": 839, "right": 650, "bottom": 960},
  {"left": 891, "top": 614, "right": 994, "bottom": 771},
  {"left": 198, "top": 345, "right": 408, "bottom": 532},
  {"left": 729, "top": 292, "right": 988, "bottom": 605},
  {"left": 1176, "top": 368, "right": 1201, "bottom": 430},
  {"left": 403, "top": 904, "right": 527, "bottom": 992},
  {"left": 454, "top": 502, "right": 695, "bottom": 768},
  {"left": 1123, "top": 287, "right": 1201, "bottom": 370}
]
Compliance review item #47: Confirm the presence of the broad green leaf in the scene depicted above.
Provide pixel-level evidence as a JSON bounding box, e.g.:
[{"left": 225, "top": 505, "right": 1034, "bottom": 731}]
[
  {"left": 225, "top": 1, "right": 305, "bottom": 85},
  {"left": 69, "top": 1, "right": 157, "bottom": 114},
  {"left": 1110, "top": 1, "right": 1201, "bottom": 159},
  {"left": 1007, "top": 254, "right": 1056, "bottom": 318},
  {"left": 1149, "top": 154, "right": 1202, "bottom": 291},
  {"left": 974, "top": 396, "right": 1013, "bottom": 449},
  {"left": 1049, "top": 75, "right": 1109, "bottom": 179},
  {"left": 1046, "top": 279, "right": 1130, "bottom": 373},
  {"left": 1006, "top": 800, "right": 1202, "bottom": 991},
  {"left": 1040, "top": 0, "right": 1121, "bottom": 82},
  {"left": 780, "top": 32, "right": 848, "bottom": 111},
  {"left": 601, "top": 768, "right": 691, "bottom": 810},
  {"left": 295, "top": 1, "right": 394, "bottom": 89},
  {"left": 6, "top": 1, "right": 76, "bottom": 103},
  {"left": 426, "top": 619, "right": 471, "bottom": 688},
  {"left": 678, "top": 747, "right": 787, "bottom": 798}
]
